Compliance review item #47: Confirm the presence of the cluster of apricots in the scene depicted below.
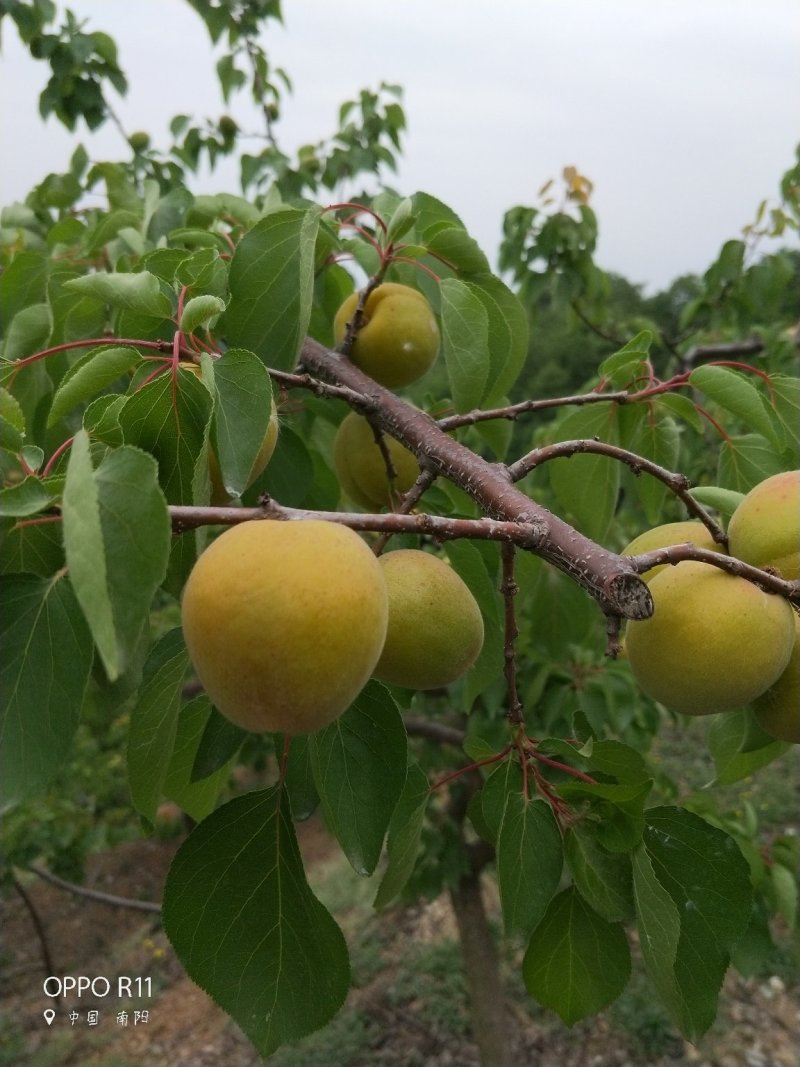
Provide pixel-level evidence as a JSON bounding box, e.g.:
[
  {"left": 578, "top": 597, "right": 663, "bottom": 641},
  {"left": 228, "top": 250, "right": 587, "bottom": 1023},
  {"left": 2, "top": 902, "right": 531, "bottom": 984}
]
[
  {"left": 181, "top": 283, "right": 484, "bottom": 735},
  {"left": 622, "top": 470, "right": 800, "bottom": 742},
  {"left": 179, "top": 280, "right": 798, "bottom": 744}
]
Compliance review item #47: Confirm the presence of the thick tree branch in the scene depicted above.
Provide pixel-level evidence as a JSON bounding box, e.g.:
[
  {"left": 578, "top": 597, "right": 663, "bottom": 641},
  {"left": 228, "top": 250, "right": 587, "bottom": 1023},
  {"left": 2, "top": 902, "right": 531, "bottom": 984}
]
[{"left": 299, "top": 337, "right": 653, "bottom": 621}]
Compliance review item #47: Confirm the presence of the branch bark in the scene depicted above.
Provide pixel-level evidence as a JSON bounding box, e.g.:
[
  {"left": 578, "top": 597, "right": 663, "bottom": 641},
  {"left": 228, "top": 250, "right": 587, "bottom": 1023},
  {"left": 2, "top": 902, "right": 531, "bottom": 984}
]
[{"left": 299, "top": 337, "right": 653, "bottom": 622}]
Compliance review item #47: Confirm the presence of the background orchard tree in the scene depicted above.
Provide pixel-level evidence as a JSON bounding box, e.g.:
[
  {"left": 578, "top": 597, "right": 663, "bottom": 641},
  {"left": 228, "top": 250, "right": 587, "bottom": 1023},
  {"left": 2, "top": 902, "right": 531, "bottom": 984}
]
[{"left": 1, "top": 3, "right": 799, "bottom": 1066}]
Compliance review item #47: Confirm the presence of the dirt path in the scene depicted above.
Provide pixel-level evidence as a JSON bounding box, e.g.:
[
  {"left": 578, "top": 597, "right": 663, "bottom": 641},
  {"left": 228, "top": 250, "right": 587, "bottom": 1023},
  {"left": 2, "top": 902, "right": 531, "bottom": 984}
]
[{"left": 2, "top": 820, "right": 798, "bottom": 1067}]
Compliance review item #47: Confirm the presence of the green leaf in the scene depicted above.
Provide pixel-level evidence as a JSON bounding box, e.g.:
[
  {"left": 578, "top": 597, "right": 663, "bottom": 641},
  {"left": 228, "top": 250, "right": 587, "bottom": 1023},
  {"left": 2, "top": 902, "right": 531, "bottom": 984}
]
[
  {"left": 481, "top": 759, "right": 524, "bottom": 842},
  {"left": 258, "top": 425, "right": 315, "bottom": 507},
  {"left": 127, "top": 629, "right": 190, "bottom": 822},
  {"left": 64, "top": 271, "right": 172, "bottom": 318},
  {"left": 599, "top": 331, "right": 653, "bottom": 386},
  {"left": 284, "top": 735, "right": 318, "bottom": 821},
  {"left": 424, "top": 226, "right": 490, "bottom": 275},
  {"left": 47, "top": 345, "right": 141, "bottom": 426},
  {"left": 385, "top": 197, "right": 416, "bottom": 244},
  {"left": 163, "top": 695, "right": 236, "bottom": 822},
  {"left": 190, "top": 707, "right": 246, "bottom": 784},
  {"left": 162, "top": 786, "right": 350, "bottom": 1057},
  {"left": 374, "top": 760, "right": 429, "bottom": 909},
  {"left": 565, "top": 823, "right": 633, "bottom": 922},
  {"left": 633, "top": 806, "right": 752, "bottom": 1039},
  {"left": 3, "top": 302, "right": 52, "bottom": 361},
  {"left": 439, "top": 277, "right": 489, "bottom": 412},
  {"left": 655, "top": 393, "right": 704, "bottom": 433},
  {"left": 707, "top": 708, "right": 788, "bottom": 785},
  {"left": 523, "top": 886, "right": 630, "bottom": 1025},
  {"left": 624, "top": 412, "right": 680, "bottom": 524},
  {"left": 465, "top": 275, "right": 529, "bottom": 406},
  {"left": 222, "top": 206, "right": 320, "bottom": 370},
  {"left": 717, "top": 433, "right": 785, "bottom": 491},
  {"left": 497, "top": 791, "right": 563, "bottom": 937},
  {"left": 0, "top": 251, "right": 48, "bottom": 326},
  {"left": 62, "top": 430, "right": 117, "bottom": 677},
  {"left": 310, "top": 681, "right": 407, "bottom": 876},
  {"left": 0, "top": 476, "right": 57, "bottom": 518},
  {"left": 63, "top": 434, "right": 171, "bottom": 681},
  {"left": 559, "top": 779, "right": 652, "bottom": 852},
  {"left": 548, "top": 403, "right": 620, "bottom": 541},
  {"left": 179, "top": 294, "right": 226, "bottom": 335},
  {"left": 690, "top": 365, "right": 784, "bottom": 450},
  {"left": 0, "top": 387, "right": 26, "bottom": 450},
  {"left": 445, "top": 539, "right": 503, "bottom": 703},
  {"left": 0, "top": 573, "right": 93, "bottom": 804},
  {"left": 770, "top": 375, "right": 800, "bottom": 463},
  {"left": 206, "top": 348, "right": 273, "bottom": 498},
  {"left": 119, "top": 368, "right": 212, "bottom": 504}
]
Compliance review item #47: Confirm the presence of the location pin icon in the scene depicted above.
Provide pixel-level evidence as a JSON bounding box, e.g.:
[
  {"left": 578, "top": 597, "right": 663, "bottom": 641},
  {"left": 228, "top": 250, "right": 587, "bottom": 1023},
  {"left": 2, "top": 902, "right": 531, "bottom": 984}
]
[{"left": 43, "top": 1009, "right": 55, "bottom": 1026}]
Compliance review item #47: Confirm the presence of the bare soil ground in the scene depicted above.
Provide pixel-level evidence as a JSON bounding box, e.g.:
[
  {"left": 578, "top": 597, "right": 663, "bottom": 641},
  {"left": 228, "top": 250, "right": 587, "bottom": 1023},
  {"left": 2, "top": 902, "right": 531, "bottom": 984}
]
[{"left": 2, "top": 814, "right": 798, "bottom": 1067}]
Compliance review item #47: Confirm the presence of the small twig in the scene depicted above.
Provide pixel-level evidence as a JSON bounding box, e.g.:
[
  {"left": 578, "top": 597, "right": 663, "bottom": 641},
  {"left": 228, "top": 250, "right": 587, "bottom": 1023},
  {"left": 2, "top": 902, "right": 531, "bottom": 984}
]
[
  {"left": 501, "top": 543, "right": 524, "bottom": 726},
  {"left": 268, "top": 368, "right": 369, "bottom": 408},
  {"left": 169, "top": 499, "right": 547, "bottom": 550},
  {"left": 506, "top": 437, "right": 727, "bottom": 545},
  {"left": 28, "top": 864, "right": 162, "bottom": 914},
  {"left": 335, "top": 268, "right": 389, "bottom": 357},
  {"left": 373, "top": 468, "right": 438, "bottom": 555},
  {"left": 627, "top": 545, "right": 800, "bottom": 604},
  {"left": 12, "top": 874, "right": 61, "bottom": 999},
  {"left": 437, "top": 389, "right": 630, "bottom": 431}
]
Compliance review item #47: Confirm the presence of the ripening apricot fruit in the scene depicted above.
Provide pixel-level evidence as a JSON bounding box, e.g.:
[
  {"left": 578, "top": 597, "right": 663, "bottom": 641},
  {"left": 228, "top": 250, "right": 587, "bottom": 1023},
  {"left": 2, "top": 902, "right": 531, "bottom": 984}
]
[
  {"left": 622, "top": 520, "right": 720, "bottom": 581},
  {"left": 625, "top": 562, "right": 795, "bottom": 716},
  {"left": 373, "top": 549, "right": 484, "bottom": 690},
  {"left": 333, "top": 411, "right": 420, "bottom": 510},
  {"left": 181, "top": 520, "right": 389, "bottom": 734},
  {"left": 333, "top": 282, "right": 440, "bottom": 388},
  {"left": 727, "top": 470, "right": 800, "bottom": 580},
  {"left": 753, "top": 613, "right": 800, "bottom": 743},
  {"left": 180, "top": 362, "right": 279, "bottom": 505}
]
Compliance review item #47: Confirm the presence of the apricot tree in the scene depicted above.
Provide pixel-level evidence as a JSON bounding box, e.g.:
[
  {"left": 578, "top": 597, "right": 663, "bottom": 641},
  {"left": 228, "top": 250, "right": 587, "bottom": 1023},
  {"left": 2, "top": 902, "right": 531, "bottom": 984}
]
[{"left": 1, "top": 4, "right": 799, "bottom": 1066}]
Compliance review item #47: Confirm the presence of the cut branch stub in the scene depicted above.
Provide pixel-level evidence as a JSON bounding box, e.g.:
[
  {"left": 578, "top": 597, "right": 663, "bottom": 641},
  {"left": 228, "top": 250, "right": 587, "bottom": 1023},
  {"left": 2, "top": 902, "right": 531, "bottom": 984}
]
[{"left": 299, "top": 337, "right": 654, "bottom": 621}]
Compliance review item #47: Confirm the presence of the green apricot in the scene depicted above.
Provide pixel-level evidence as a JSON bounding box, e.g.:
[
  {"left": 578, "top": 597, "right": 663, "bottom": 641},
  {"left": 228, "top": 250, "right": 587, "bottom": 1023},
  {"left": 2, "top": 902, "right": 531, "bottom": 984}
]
[
  {"left": 334, "top": 282, "right": 439, "bottom": 389},
  {"left": 625, "top": 562, "right": 795, "bottom": 716},
  {"left": 333, "top": 411, "right": 420, "bottom": 510},
  {"left": 727, "top": 470, "right": 800, "bottom": 580},
  {"left": 373, "top": 549, "right": 484, "bottom": 690}
]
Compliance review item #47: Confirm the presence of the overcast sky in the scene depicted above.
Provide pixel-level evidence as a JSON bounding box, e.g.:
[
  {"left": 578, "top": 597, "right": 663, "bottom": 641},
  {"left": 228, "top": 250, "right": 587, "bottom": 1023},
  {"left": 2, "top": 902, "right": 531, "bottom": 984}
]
[{"left": 1, "top": 0, "right": 798, "bottom": 291}]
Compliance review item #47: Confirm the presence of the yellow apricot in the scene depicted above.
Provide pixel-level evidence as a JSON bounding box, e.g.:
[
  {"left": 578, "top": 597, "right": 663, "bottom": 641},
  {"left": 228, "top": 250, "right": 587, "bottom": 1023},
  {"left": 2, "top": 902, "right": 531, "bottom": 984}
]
[
  {"left": 373, "top": 549, "right": 484, "bottom": 690},
  {"left": 727, "top": 470, "right": 800, "bottom": 580},
  {"left": 625, "top": 562, "right": 795, "bottom": 716},
  {"left": 333, "top": 411, "right": 420, "bottom": 510},
  {"left": 333, "top": 282, "right": 440, "bottom": 388},
  {"left": 181, "top": 520, "right": 389, "bottom": 734},
  {"left": 753, "top": 613, "right": 800, "bottom": 743},
  {"left": 622, "top": 520, "right": 720, "bottom": 581}
]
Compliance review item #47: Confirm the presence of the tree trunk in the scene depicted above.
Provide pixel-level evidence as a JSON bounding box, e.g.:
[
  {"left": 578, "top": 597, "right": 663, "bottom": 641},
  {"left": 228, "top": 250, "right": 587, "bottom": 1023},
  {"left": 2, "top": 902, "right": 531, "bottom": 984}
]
[{"left": 449, "top": 867, "right": 512, "bottom": 1067}]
